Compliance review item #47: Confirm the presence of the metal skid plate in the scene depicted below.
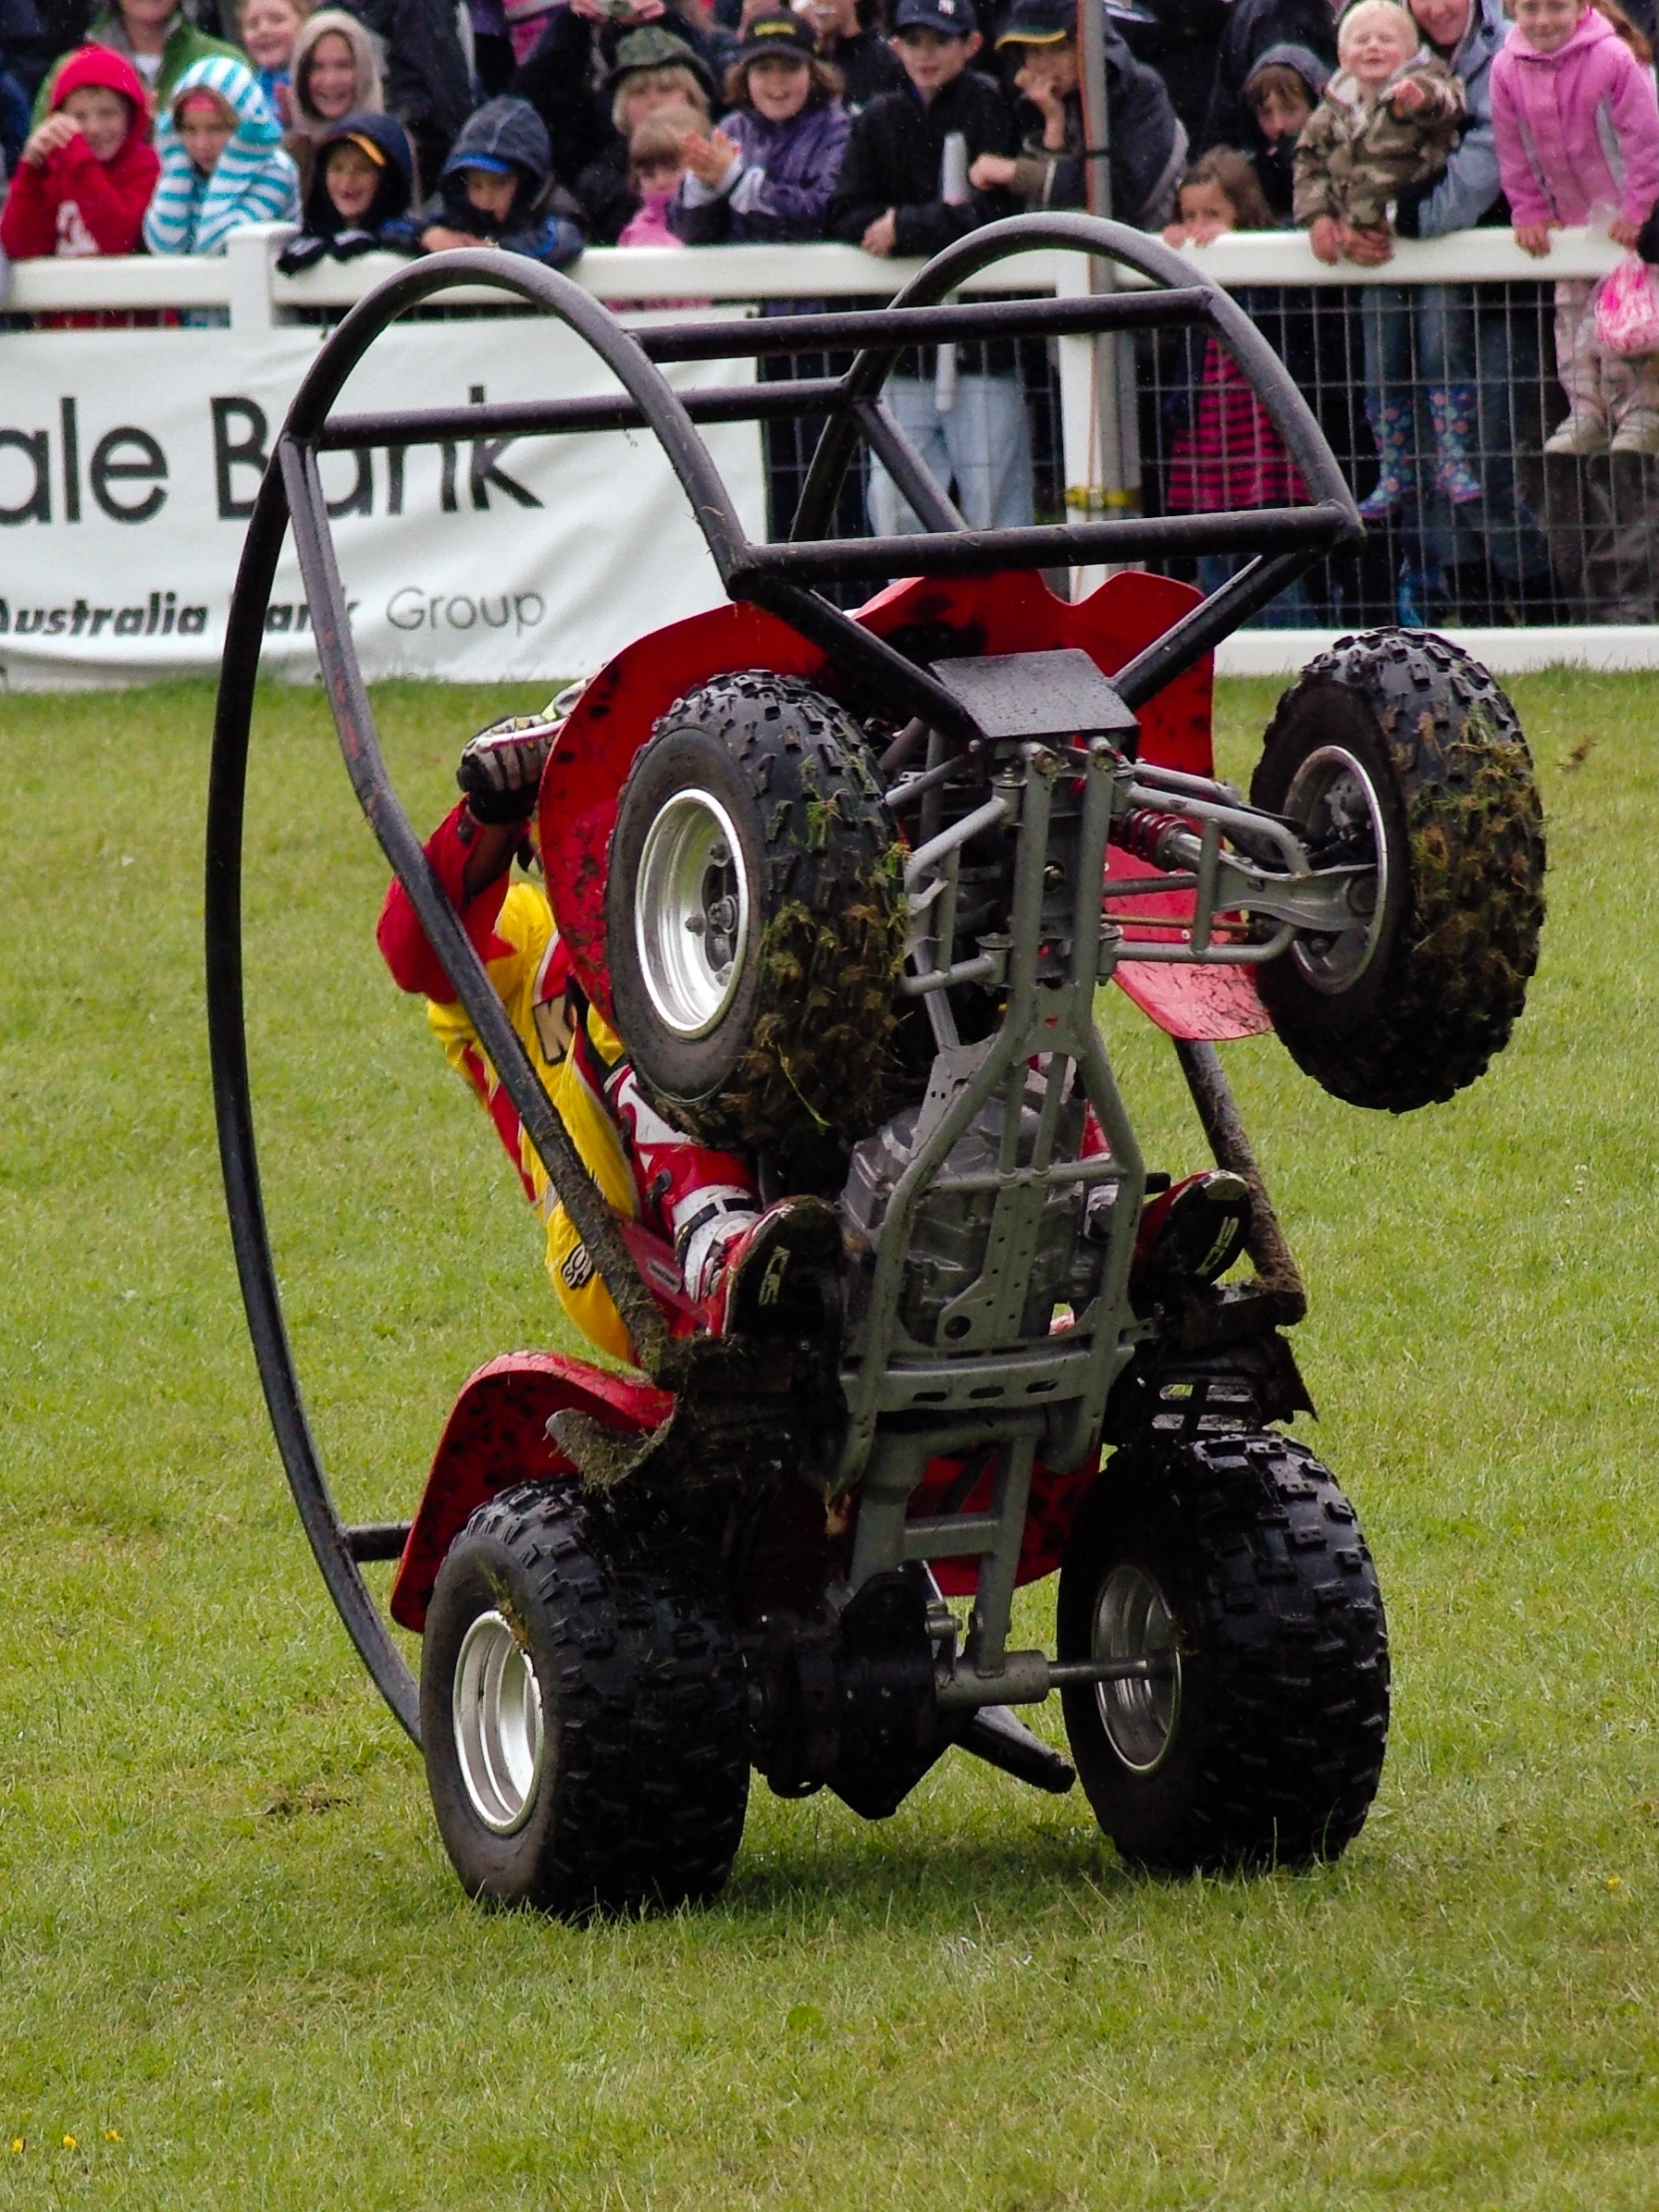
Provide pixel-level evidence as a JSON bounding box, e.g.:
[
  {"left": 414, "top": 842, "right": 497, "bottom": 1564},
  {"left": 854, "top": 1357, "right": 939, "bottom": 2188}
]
[{"left": 926, "top": 649, "right": 1140, "bottom": 745}]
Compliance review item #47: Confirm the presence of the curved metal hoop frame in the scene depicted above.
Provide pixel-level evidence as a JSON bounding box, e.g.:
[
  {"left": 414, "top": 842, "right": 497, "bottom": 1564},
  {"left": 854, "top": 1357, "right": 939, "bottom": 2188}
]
[{"left": 205, "top": 223, "right": 1361, "bottom": 1742}]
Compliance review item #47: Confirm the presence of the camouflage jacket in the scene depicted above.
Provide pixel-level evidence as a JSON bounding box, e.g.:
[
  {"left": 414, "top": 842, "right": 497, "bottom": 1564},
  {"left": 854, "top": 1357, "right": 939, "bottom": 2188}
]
[{"left": 1293, "top": 52, "right": 1466, "bottom": 232}]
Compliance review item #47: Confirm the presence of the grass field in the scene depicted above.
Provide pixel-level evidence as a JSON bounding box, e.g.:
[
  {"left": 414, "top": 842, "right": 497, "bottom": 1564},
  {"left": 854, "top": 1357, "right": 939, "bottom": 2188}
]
[{"left": 3, "top": 668, "right": 1659, "bottom": 2209}]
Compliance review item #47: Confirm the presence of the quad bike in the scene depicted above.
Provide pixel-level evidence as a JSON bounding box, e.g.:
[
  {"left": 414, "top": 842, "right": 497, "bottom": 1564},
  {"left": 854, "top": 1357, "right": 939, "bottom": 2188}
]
[{"left": 208, "top": 216, "right": 1545, "bottom": 1916}]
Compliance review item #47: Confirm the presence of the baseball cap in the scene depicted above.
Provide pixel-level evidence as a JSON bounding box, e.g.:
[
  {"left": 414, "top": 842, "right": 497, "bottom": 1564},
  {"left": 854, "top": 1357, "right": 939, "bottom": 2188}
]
[
  {"left": 995, "top": 0, "right": 1073, "bottom": 44},
  {"left": 739, "top": 9, "right": 819, "bottom": 60},
  {"left": 892, "top": 0, "right": 978, "bottom": 35},
  {"left": 456, "top": 152, "right": 514, "bottom": 175}
]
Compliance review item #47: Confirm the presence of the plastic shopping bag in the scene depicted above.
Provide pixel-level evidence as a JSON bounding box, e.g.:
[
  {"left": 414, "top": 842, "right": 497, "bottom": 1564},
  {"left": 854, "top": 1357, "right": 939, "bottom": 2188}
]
[{"left": 1595, "top": 253, "right": 1659, "bottom": 355}]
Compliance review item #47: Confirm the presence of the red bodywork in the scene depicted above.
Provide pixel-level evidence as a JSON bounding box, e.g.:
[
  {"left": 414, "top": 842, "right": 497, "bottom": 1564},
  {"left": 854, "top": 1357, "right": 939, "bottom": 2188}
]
[
  {"left": 393, "top": 569, "right": 1271, "bottom": 1629},
  {"left": 390, "top": 1355, "right": 673, "bottom": 1631}
]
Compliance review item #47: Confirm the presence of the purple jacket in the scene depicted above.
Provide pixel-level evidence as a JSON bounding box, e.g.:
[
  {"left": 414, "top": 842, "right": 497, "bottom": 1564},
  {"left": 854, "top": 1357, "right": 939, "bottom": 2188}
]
[
  {"left": 673, "top": 101, "right": 851, "bottom": 244},
  {"left": 1491, "top": 7, "right": 1659, "bottom": 230}
]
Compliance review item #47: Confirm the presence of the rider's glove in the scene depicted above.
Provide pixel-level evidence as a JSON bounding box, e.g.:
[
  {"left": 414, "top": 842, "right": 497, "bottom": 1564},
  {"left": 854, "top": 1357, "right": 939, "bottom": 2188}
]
[{"left": 456, "top": 711, "right": 561, "bottom": 825}]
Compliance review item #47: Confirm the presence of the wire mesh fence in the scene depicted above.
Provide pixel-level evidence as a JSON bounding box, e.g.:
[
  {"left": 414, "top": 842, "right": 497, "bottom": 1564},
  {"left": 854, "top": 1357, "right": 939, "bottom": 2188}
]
[{"left": 758, "top": 275, "right": 1659, "bottom": 629}]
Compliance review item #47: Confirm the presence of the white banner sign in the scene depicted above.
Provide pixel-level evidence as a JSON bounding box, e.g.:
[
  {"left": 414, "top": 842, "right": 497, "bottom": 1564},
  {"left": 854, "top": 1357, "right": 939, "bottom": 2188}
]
[{"left": 0, "top": 317, "right": 765, "bottom": 688}]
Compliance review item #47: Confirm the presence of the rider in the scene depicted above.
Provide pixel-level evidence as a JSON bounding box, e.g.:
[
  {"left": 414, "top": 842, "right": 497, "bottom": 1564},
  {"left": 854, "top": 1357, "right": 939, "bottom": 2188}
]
[{"left": 376, "top": 698, "right": 834, "bottom": 1369}]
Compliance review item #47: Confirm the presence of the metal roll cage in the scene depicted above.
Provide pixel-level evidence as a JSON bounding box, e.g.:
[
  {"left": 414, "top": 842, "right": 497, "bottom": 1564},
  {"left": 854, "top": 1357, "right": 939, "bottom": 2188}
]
[{"left": 206, "top": 214, "right": 1360, "bottom": 1743}]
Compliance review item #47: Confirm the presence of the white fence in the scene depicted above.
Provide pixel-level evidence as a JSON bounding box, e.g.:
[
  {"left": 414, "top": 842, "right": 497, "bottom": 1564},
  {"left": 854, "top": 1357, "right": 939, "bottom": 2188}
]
[{"left": 0, "top": 225, "right": 1650, "bottom": 686}]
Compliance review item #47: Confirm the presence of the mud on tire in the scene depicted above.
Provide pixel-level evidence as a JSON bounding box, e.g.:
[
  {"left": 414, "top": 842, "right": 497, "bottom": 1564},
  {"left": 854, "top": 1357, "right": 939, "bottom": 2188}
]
[
  {"left": 1057, "top": 1430, "right": 1389, "bottom": 1874},
  {"left": 421, "top": 1483, "right": 750, "bottom": 1918},
  {"left": 1252, "top": 628, "right": 1545, "bottom": 1113},
  {"left": 607, "top": 674, "right": 904, "bottom": 1167}
]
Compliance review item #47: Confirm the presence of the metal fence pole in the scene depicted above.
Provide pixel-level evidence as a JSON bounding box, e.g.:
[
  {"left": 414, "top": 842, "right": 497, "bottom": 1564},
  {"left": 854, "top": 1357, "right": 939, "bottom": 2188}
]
[{"left": 1071, "top": 0, "right": 1141, "bottom": 595}]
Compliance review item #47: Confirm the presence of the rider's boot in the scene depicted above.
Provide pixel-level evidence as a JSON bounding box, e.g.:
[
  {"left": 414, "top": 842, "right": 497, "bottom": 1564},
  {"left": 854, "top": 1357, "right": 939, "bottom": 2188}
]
[
  {"left": 1132, "top": 1170, "right": 1252, "bottom": 1305},
  {"left": 706, "top": 1196, "right": 844, "bottom": 1341}
]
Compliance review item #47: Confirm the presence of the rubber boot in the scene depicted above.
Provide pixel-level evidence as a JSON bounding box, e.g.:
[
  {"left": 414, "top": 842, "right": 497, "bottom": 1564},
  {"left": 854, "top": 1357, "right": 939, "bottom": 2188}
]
[
  {"left": 1357, "top": 396, "right": 1416, "bottom": 522},
  {"left": 1427, "top": 382, "right": 1484, "bottom": 504}
]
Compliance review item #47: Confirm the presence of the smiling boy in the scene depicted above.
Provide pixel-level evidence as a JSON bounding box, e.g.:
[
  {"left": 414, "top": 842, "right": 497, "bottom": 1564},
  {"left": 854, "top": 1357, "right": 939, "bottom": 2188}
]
[{"left": 1, "top": 43, "right": 158, "bottom": 258}]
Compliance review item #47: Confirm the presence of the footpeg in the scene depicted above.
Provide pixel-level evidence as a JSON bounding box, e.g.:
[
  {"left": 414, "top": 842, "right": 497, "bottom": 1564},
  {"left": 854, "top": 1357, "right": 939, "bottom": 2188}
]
[{"left": 956, "top": 1704, "right": 1076, "bottom": 1795}]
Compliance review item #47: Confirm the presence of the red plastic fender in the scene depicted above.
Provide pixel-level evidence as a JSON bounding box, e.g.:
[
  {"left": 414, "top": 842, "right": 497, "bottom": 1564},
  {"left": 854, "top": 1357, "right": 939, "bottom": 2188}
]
[{"left": 388, "top": 1353, "right": 672, "bottom": 1632}]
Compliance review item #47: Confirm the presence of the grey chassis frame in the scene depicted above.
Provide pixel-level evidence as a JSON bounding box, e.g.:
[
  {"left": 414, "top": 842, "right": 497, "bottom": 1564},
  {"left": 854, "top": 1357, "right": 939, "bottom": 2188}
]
[{"left": 205, "top": 214, "right": 1362, "bottom": 1743}]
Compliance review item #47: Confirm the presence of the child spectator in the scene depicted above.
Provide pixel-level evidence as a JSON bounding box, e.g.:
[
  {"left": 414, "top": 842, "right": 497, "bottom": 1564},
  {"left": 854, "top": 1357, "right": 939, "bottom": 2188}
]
[
  {"left": 574, "top": 27, "right": 716, "bottom": 245},
  {"left": 284, "top": 7, "right": 381, "bottom": 195},
  {"left": 143, "top": 53, "right": 299, "bottom": 252},
  {"left": 1493, "top": 0, "right": 1659, "bottom": 453},
  {"left": 416, "top": 93, "right": 584, "bottom": 265},
  {"left": 970, "top": 0, "right": 1187, "bottom": 231},
  {"left": 1294, "top": 0, "right": 1466, "bottom": 517},
  {"left": 674, "top": 10, "right": 847, "bottom": 242},
  {"left": 276, "top": 107, "right": 416, "bottom": 265},
  {"left": 34, "top": 0, "right": 243, "bottom": 117},
  {"left": 1240, "top": 41, "right": 1325, "bottom": 220},
  {"left": 829, "top": 0, "right": 1033, "bottom": 535},
  {"left": 618, "top": 102, "right": 697, "bottom": 244},
  {"left": 1160, "top": 149, "right": 1314, "bottom": 622},
  {"left": 511, "top": 4, "right": 729, "bottom": 213},
  {"left": 240, "top": 0, "right": 307, "bottom": 121},
  {"left": 0, "top": 43, "right": 156, "bottom": 257}
]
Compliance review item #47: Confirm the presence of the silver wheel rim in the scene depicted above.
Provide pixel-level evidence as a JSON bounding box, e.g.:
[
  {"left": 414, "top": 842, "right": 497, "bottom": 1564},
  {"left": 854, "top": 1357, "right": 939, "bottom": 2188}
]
[
  {"left": 1282, "top": 744, "right": 1388, "bottom": 994},
  {"left": 633, "top": 790, "right": 751, "bottom": 1039},
  {"left": 453, "top": 1610, "right": 545, "bottom": 1836},
  {"left": 1093, "top": 1564, "right": 1182, "bottom": 1775}
]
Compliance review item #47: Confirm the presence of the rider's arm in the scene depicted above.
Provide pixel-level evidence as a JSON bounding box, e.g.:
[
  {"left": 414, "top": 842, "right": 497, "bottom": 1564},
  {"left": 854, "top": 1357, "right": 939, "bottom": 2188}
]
[{"left": 376, "top": 801, "right": 520, "bottom": 1003}]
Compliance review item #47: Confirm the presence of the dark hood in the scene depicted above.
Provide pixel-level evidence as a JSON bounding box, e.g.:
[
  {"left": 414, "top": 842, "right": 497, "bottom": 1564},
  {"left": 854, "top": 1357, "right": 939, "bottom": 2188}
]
[
  {"left": 304, "top": 109, "right": 414, "bottom": 235},
  {"left": 1240, "top": 39, "right": 1331, "bottom": 200},
  {"left": 1247, "top": 40, "right": 1331, "bottom": 104},
  {"left": 442, "top": 96, "right": 550, "bottom": 187}
]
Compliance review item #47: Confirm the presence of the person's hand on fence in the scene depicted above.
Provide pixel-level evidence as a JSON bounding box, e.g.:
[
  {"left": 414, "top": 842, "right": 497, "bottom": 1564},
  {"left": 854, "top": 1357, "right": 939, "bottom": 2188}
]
[
  {"left": 422, "top": 224, "right": 490, "bottom": 251},
  {"left": 1609, "top": 218, "right": 1642, "bottom": 250},
  {"left": 861, "top": 208, "right": 898, "bottom": 257},
  {"left": 1513, "top": 221, "right": 1558, "bottom": 257},
  {"left": 1340, "top": 223, "right": 1393, "bottom": 266},
  {"left": 1309, "top": 215, "right": 1344, "bottom": 265},
  {"left": 969, "top": 153, "right": 1017, "bottom": 190}
]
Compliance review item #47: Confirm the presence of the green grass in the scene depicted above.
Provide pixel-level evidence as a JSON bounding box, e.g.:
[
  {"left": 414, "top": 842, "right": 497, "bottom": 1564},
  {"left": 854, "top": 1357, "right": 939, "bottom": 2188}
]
[{"left": 4, "top": 669, "right": 1659, "bottom": 2209}]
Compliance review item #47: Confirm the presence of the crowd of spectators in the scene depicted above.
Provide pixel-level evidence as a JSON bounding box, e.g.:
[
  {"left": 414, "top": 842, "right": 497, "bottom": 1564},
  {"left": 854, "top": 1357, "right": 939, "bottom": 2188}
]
[{"left": 4, "top": 0, "right": 1659, "bottom": 617}]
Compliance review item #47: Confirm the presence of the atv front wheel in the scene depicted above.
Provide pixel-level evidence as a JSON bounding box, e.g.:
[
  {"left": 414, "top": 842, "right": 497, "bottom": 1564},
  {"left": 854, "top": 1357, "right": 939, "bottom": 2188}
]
[
  {"left": 607, "top": 674, "right": 904, "bottom": 1167},
  {"left": 420, "top": 1483, "right": 749, "bottom": 1916},
  {"left": 1057, "top": 1430, "right": 1388, "bottom": 1873},
  {"left": 1252, "top": 628, "right": 1544, "bottom": 1112}
]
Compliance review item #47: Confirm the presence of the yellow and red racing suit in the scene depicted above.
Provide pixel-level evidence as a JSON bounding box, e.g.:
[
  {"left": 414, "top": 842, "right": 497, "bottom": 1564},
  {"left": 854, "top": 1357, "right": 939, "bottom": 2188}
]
[{"left": 377, "top": 802, "right": 760, "bottom": 1366}]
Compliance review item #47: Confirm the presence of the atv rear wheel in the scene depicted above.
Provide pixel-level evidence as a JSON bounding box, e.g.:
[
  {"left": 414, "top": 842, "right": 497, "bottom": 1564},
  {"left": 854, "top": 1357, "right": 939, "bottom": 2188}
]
[
  {"left": 607, "top": 674, "right": 904, "bottom": 1166},
  {"left": 1252, "top": 628, "right": 1544, "bottom": 1112},
  {"left": 1057, "top": 1430, "right": 1388, "bottom": 1874},
  {"left": 421, "top": 1483, "right": 749, "bottom": 1917}
]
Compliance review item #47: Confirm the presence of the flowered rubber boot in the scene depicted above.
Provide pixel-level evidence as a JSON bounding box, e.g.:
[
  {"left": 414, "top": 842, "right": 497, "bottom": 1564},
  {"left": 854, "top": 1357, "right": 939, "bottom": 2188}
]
[
  {"left": 1357, "top": 397, "right": 1416, "bottom": 521},
  {"left": 1428, "top": 383, "right": 1483, "bottom": 504}
]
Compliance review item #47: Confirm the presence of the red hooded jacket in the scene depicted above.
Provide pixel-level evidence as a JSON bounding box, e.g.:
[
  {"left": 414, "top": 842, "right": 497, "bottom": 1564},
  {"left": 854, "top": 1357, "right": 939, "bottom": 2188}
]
[{"left": 0, "top": 46, "right": 160, "bottom": 259}]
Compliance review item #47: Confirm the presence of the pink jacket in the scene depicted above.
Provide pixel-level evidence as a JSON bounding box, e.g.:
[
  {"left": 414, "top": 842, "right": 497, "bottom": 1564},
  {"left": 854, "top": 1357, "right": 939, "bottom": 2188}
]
[{"left": 1491, "top": 7, "right": 1659, "bottom": 229}]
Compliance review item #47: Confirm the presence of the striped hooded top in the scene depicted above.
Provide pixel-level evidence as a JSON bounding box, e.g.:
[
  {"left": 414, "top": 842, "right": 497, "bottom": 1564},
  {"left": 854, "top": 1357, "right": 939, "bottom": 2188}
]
[{"left": 143, "top": 54, "right": 300, "bottom": 256}]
